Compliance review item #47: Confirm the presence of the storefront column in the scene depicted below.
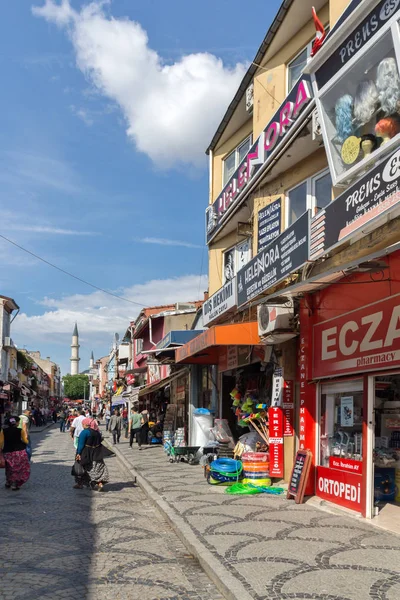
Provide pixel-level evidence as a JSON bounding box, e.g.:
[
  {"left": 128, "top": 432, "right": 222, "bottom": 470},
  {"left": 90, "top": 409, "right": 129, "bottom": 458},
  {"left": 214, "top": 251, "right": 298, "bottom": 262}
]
[{"left": 299, "top": 298, "right": 317, "bottom": 496}]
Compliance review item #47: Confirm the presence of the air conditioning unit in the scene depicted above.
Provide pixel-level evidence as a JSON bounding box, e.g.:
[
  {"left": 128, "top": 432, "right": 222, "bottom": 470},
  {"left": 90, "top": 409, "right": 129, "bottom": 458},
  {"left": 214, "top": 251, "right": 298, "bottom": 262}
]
[
  {"left": 246, "top": 83, "right": 254, "bottom": 113},
  {"left": 312, "top": 108, "right": 323, "bottom": 140},
  {"left": 3, "top": 337, "right": 13, "bottom": 348},
  {"left": 257, "top": 301, "right": 297, "bottom": 344}
]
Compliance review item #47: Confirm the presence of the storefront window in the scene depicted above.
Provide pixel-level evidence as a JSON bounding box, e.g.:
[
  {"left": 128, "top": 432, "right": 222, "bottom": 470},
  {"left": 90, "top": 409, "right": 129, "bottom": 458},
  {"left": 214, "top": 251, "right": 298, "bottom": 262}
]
[
  {"left": 320, "top": 380, "right": 363, "bottom": 468},
  {"left": 319, "top": 31, "right": 400, "bottom": 182}
]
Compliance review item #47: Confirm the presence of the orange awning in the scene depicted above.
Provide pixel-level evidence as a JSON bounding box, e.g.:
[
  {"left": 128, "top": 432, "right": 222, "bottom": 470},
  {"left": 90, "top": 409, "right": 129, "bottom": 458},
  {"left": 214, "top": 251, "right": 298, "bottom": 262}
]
[{"left": 175, "top": 322, "right": 260, "bottom": 364}]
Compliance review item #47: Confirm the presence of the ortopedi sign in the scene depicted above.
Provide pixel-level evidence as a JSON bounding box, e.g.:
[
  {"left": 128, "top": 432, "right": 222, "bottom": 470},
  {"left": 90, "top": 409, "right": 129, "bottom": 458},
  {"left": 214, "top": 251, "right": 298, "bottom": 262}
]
[
  {"left": 310, "top": 147, "right": 400, "bottom": 260},
  {"left": 206, "top": 77, "right": 313, "bottom": 244},
  {"left": 237, "top": 211, "right": 310, "bottom": 308},
  {"left": 202, "top": 277, "right": 237, "bottom": 326}
]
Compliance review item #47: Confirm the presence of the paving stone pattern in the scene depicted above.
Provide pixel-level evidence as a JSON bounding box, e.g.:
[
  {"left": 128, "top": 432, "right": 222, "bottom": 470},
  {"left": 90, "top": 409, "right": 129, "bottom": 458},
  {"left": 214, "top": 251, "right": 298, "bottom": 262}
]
[
  {"left": 114, "top": 434, "right": 400, "bottom": 600},
  {"left": 0, "top": 426, "right": 224, "bottom": 600}
]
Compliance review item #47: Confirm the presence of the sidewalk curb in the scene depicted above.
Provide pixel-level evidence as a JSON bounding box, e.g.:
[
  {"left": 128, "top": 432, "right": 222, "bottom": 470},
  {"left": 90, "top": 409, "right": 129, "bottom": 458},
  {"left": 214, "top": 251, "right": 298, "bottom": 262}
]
[
  {"left": 110, "top": 444, "right": 254, "bottom": 600},
  {"left": 30, "top": 423, "right": 54, "bottom": 434}
]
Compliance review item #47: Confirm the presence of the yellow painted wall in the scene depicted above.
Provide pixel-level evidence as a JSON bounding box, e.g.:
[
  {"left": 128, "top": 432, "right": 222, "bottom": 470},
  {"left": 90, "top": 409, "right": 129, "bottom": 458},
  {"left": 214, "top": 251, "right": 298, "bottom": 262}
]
[
  {"left": 252, "top": 149, "right": 328, "bottom": 256},
  {"left": 211, "top": 120, "right": 253, "bottom": 203},
  {"left": 330, "top": 0, "right": 351, "bottom": 25}
]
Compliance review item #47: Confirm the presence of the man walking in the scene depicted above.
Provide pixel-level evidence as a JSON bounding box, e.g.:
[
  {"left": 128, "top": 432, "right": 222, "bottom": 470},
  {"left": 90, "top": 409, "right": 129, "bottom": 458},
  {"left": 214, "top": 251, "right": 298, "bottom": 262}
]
[
  {"left": 105, "top": 406, "right": 111, "bottom": 431},
  {"left": 128, "top": 406, "right": 142, "bottom": 450},
  {"left": 109, "top": 409, "right": 122, "bottom": 445},
  {"left": 59, "top": 408, "right": 67, "bottom": 433}
]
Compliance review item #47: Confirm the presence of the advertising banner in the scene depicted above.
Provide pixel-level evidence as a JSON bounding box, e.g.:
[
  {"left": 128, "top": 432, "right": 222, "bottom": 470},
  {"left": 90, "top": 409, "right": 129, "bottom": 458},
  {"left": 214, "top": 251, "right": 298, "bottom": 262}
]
[
  {"left": 310, "top": 148, "right": 400, "bottom": 260},
  {"left": 268, "top": 406, "right": 284, "bottom": 478},
  {"left": 237, "top": 211, "right": 309, "bottom": 307},
  {"left": 206, "top": 77, "right": 313, "bottom": 244},
  {"left": 283, "top": 379, "right": 294, "bottom": 437},
  {"left": 202, "top": 278, "right": 237, "bottom": 326},
  {"left": 257, "top": 198, "right": 282, "bottom": 253},
  {"left": 313, "top": 292, "right": 400, "bottom": 378},
  {"left": 316, "top": 466, "right": 362, "bottom": 512}
]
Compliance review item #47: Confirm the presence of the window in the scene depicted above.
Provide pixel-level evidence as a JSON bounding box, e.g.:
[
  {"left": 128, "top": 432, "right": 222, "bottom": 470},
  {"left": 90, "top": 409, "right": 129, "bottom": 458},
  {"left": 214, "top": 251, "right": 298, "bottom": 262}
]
[
  {"left": 318, "top": 29, "right": 400, "bottom": 184},
  {"left": 135, "top": 338, "right": 143, "bottom": 355},
  {"left": 223, "top": 238, "right": 251, "bottom": 283},
  {"left": 288, "top": 46, "right": 310, "bottom": 92},
  {"left": 320, "top": 380, "right": 364, "bottom": 468},
  {"left": 223, "top": 136, "right": 252, "bottom": 185},
  {"left": 286, "top": 169, "right": 332, "bottom": 226}
]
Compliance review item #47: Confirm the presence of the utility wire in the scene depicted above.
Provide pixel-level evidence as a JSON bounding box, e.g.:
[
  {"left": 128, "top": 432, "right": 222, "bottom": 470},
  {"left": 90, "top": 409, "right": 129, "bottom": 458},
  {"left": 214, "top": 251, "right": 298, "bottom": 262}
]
[{"left": 0, "top": 233, "right": 146, "bottom": 308}]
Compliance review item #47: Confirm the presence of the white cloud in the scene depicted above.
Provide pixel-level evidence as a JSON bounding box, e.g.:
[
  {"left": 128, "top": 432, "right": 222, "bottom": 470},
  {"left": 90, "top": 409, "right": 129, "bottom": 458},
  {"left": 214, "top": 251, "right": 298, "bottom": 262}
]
[
  {"left": 32, "top": 0, "right": 247, "bottom": 168},
  {"left": 7, "top": 225, "right": 98, "bottom": 236},
  {"left": 0, "top": 210, "right": 97, "bottom": 237},
  {"left": 12, "top": 273, "right": 208, "bottom": 346},
  {"left": 137, "top": 237, "right": 203, "bottom": 249},
  {"left": 70, "top": 104, "right": 94, "bottom": 126}
]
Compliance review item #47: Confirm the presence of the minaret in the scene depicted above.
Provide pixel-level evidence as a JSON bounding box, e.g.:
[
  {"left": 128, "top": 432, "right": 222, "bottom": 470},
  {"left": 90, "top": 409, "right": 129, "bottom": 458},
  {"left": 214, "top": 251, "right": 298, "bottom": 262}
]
[
  {"left": 70, "top": 322, "right": 80, "bottom": 375},
  {"left": 90, "top": 351, "right": 94, "bottom": 369}
]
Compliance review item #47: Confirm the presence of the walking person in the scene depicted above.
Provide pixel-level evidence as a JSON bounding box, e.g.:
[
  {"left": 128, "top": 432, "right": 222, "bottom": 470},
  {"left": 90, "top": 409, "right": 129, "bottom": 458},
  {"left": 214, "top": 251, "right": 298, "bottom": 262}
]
[
  {"left": 122, "top": 406, "right": 128, "bottom": 439},
  {"left": 18, "top": 410, "right": 32, "bottom": 462},
  {"left": 109, "top": 409, "right": 122, "bottom": 445},
  {"left": 128, "top": 406, "right": 142, "bottom": 449},
  {"left": 105, "top": 406, "right": 111, "bottom": 432},
  {"left": 59, "top": 408, "right": 67, "bottom": 433},
  {"left": 0, "top": 417, "right": 31, "bottom": 491},
  {"left": 52, "top": 409, "right": 57, "bottom": 424},
  {"left": 140, "top": 408, "right": 150, "bottom": 447},
  {"left": 73, "top": 418, "right": 112, "bottom": 490},
  {"left": 70, "top": 410, "right": 86, "bottom": 450}
]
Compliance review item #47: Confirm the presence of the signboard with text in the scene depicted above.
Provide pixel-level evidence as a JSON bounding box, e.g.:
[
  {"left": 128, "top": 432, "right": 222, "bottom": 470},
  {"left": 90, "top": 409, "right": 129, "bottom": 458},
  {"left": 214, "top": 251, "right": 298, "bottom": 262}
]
[
  {"left": 206, "top": 77, "right": 313, "bottom": 244},
  {"left": 237, "top": 211, "right": 309, "bottom": 307},
  {"left": 268, "top": 406, "right": 284, "bottom": 478},
  {"left": 316, "top": 466, "right": 362, "bottom": 512},
  {"left": 310, "top": 147, "right": 400, "bottom": 260},
  {"left": 202, "top": 278, "right": 237, "bottom": 326},
  {"left": 313, "top": 292, "right": 400, "bottom": 378},
  {"left": 283, "top": 379, "right": 294, "bottom": 437},
  {"left": 257, "top": 198, "right": 282, "bottom": 253}
]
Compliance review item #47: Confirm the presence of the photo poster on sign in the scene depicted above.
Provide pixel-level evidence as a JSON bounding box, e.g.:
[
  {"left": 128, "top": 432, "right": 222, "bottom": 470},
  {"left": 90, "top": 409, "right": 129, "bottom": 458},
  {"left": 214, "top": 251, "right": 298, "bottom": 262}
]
[
  {"left": 287, "top": 449, "right": 312, "bottom": 504},
  {"left": 340, "top": 396, "right": 354, "bottom": 427},
  {"left": 257, "top": 198, "right": 282, "bottom": 253}
]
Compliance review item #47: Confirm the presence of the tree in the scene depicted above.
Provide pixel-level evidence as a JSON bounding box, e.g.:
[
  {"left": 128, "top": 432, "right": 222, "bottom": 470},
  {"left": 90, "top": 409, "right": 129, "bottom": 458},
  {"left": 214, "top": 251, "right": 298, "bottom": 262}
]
[{"left": 63, "top": 374, "right": 89, "bottom": 400}]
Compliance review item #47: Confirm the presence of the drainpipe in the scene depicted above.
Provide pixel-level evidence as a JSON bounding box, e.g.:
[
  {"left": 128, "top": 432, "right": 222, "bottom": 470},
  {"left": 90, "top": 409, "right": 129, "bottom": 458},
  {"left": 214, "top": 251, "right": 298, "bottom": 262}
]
[{"left": 148, "top": 316, "right": 155, "bottom": 346}]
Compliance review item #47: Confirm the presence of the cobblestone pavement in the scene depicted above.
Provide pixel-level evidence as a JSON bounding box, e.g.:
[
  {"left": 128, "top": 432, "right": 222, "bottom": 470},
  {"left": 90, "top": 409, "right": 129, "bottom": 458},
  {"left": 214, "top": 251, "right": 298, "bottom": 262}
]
[
  {"left": 0, "top": 426, "right": 224, "bottom": 600},
  {"left": 112, "top": 432, "right": 400, "bottom": 600}
]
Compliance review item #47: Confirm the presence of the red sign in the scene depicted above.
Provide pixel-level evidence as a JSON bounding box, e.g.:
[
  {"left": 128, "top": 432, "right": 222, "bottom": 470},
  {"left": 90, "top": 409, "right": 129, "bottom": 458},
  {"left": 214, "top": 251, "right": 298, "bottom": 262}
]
[
  {"left": 268, "top": 406, "right": 284, "bottom": 477},
  {"left": 125, "top": 373, "right": 135, "bottom": 386},
  {"left": 313, "top": 293, "right": 400, "bottom": 378},
  {"left": 316, "top": 466, "right": 362, "bottom": 512},
  {"left": 283, "top": 379, "right": 294, "bottom": 437},
  {"left": 329, "top": 457, "right": 363, "bottom": 475}
]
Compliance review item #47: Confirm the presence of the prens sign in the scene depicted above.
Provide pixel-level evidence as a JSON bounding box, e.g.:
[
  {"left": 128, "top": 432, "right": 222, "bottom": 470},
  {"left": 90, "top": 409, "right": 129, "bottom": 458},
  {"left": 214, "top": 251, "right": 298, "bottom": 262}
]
[{"left": 313, "top": 293, "right": 400, "bottom": 377}]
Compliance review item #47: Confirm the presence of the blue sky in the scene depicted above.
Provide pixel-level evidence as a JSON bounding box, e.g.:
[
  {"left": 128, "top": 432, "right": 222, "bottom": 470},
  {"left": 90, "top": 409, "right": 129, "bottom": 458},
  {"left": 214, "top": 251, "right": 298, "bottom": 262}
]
[{"left": 1, "top": 0, "right": 282, "bottom": 375}]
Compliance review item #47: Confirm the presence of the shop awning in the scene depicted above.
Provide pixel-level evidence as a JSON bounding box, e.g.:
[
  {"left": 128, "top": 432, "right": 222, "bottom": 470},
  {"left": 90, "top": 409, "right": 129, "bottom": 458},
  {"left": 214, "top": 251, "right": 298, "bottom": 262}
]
[
  {"left": 175, "top": 322, "right": 260, "bottom": 364},
  {"left": 138, "top": 369, "right": 188, "bottom": 397}
]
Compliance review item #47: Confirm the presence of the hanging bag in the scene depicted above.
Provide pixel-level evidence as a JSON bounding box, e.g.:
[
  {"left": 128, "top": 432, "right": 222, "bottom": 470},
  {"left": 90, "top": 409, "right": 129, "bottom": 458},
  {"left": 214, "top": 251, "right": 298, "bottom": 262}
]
[
  {"left": 0, "top": 451, "right": 5, "bottom": 469},
  {"left": 71, "top": 459, "right": 85, "bottom": 477}
]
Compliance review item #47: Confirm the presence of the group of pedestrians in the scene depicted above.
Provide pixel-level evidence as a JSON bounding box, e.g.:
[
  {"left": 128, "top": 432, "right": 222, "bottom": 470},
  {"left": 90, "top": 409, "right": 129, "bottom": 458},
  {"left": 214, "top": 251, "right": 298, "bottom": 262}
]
[{"left": 70, "top": 410, "right": 112, "bottom": 491}]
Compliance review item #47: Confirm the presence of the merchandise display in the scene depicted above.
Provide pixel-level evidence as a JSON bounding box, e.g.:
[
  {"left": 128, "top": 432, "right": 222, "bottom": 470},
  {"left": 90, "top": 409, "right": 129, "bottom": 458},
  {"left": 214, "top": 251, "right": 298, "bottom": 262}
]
[
  {"left": 375, "top": 117, "right": 400, "bottom": 144},
  {"left": 354, "top": 80, "right": 379, "bottom": 126},
  {"left": 376, "top": 57, "right": 400, "bottom": 116},
  {"left": 360, "top": 134, "right": 378, "bottom": 158},
  {"left": 335, "top": 94, "right": 355, "bottom": 143}
]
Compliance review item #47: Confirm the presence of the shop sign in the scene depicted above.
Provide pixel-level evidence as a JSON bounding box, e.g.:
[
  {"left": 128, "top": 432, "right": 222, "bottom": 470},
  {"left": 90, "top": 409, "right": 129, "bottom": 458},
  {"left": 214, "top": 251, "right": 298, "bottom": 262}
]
[
  {"left": 329, "top": 457, "right": 363, "bottom": 475},
  {"left": 227, "top": 346, "right": 238, "bottom": 370},
  {"left": 176, "top": 328, "right": 215, "bottom": 362},
  {"left": 257, "top": 198, "right": 282, "bottom": 253},
  {"left": 271, "top": 368, "right": 284, "bottom": 407},
  {"left": 313, "top": 292, "right": 400, "bottom": 377},
  {"left": 237, "top": 211, "right": 309, "bottom": 307},
  {"left": 310, "top": 148, "right": 400, "bottom": 260},
  {"left": 206, "top": 77, "right": 313, "bottom": 244},
  {"left": 218, "top": 345, "right": 251, "bottom": 372},
  {"left": 202, "top": 278, "right": 237, "bottom": 326},
  {"left": 316, "top": 466, "right": 362, "bottom": 511},
  {"left": 176, "top": 384, "right": 186, "bottom": 401},
  {"left": 283, "top": 379, "right": 294, "bottom": 437},
  {"left": 316, "top": 0, "right": 400, "bottom": 89},
  {"left": 268, "top": 406, "right": 284, "bottom": 478}
]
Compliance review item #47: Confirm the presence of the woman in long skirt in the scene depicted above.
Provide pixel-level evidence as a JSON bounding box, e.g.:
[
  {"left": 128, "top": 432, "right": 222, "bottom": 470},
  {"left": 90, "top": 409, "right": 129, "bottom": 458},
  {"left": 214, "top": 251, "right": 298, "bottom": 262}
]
[
  {"left": 0, "top": 417, "right": 30, "bottom": 491},
  {"left": 74, "top": 418, "right": 112, "bottom": 491}
]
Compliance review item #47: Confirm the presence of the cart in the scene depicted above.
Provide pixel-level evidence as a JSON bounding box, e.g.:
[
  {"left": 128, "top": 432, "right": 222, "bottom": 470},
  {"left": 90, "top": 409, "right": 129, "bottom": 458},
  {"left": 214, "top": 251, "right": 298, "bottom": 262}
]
[{"left": 168, "top": 446, "right": 200, "bottom": 464}]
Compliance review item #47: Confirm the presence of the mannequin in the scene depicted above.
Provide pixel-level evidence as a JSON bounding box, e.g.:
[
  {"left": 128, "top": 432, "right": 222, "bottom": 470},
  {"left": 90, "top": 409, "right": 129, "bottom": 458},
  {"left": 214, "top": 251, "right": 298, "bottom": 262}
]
[
  {"left": 335, "top": 94, "right": 354, "bottom": 143},
  {"left": 354, "top": 80, "right": 379, "bottom": 126},
  {"left": 360, "top": 134, "right": 378, "bottom": 157},
  {"left": 375, "top": 117, "right": 400, "bottom": 144},
  {"left": 376, "top": 57, "right": 400, "bottom": 116}
]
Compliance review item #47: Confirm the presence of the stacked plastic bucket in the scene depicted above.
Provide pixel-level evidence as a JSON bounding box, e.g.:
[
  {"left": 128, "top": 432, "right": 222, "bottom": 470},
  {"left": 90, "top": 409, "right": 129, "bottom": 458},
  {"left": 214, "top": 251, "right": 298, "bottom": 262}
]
[{"left": 241, "top": 452, "right": 270, "bottom": 487}]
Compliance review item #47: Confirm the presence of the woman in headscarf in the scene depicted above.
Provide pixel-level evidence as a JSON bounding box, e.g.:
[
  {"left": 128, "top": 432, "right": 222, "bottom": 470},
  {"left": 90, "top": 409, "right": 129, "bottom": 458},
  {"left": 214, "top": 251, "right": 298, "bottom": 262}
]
[
  {"left": 74, "top": 418, "right": 112, "bottom": 491},
  {"left": 0, "top": 417, "right": 31, "bottom": 491}
]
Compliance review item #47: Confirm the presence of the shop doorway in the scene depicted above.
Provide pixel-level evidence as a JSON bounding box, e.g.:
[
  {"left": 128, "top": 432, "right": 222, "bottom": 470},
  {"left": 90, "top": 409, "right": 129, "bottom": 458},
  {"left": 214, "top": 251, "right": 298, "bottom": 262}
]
[{"left": 372, "top": 375, "right": 400, "bottom": 529}]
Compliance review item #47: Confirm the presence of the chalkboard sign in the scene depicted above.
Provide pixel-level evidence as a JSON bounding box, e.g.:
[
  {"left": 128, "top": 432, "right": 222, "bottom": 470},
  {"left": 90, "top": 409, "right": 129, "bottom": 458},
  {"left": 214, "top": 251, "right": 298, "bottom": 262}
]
[{"left": 287, "top": 449, "right": 312, "bottom": 504}]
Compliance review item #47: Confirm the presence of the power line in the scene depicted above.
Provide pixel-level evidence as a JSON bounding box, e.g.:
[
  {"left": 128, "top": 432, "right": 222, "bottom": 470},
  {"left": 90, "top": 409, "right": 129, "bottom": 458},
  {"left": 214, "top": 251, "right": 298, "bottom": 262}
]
[{"left": 0, "top": 233, "right": 146, "bottom": 308}]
